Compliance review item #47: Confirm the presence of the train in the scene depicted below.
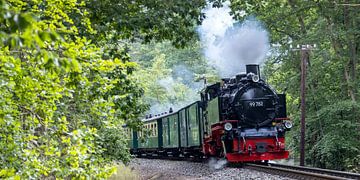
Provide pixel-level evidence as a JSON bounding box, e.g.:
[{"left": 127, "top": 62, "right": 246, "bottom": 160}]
[{"left": 126, "top": 64, "right": 292, "bottom": 162}]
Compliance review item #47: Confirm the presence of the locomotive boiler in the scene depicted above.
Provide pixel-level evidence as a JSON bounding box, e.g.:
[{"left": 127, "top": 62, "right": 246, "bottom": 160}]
[{"left": 128, "top": 64, "right": 292, "bottom": 163}]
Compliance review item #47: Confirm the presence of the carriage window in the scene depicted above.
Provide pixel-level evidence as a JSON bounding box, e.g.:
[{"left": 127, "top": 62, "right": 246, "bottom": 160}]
[
  {"left": 153, "top": 124, "right": 156, "bottom": 136},
  {"left": 154, "top": 124, "right": 157, "bottom": 136},
  {"left": 147, "top": 124, "right": 150, "bottom": 136},
  {"left": 151, "top": 124, "right": 154, "bottom": 136}
]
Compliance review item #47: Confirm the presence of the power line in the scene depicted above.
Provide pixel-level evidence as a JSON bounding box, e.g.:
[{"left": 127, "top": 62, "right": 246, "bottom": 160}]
[{"left": 336, "top": 3, "right": 360, "bottom": 7}]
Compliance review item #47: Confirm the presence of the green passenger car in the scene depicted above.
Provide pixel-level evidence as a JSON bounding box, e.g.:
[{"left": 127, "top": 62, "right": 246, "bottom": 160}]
[{"left": 129, "top": 101, "right": 203, "bottom": 155}]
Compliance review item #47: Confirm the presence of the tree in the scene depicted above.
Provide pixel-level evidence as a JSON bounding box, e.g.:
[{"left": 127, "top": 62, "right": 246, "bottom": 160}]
[
  {"left": 130, "top": 41, "right": 218, "bottom": 114},
  {"left": 0, "top": 0, "right": 206, "bottom": 178},
  {"left": 81, "top": 0, "right": 206, "bottom": 47}
]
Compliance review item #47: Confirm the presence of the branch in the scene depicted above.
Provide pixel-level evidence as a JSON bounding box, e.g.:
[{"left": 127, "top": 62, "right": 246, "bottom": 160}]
[{"left": 19, "top": 105, "right": 44, "bottom": 122}]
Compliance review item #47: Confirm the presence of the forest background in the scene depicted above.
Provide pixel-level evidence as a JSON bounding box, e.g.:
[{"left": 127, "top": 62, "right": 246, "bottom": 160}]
[{"left": 0, "top": 0, "right": 359, "bottom": 179}]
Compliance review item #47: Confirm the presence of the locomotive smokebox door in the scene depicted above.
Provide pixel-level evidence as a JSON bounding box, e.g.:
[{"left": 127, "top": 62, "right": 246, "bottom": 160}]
[{"left": 256, "top": 142, "right": 267, "bottom": 153}]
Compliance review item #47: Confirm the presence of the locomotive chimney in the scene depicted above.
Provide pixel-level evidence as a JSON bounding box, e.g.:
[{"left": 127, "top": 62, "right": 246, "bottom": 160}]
[{"left": 246, "top": 64, "right": 260, "bottom": 78}]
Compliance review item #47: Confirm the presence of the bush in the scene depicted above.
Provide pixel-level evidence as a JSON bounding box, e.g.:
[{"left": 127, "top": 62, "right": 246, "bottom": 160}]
[
  {"left": 0, "top": 1, "right": 145, "bottom": 178},
  {"left": 307, "top": 100, "right": 360, "bottom": 171}
]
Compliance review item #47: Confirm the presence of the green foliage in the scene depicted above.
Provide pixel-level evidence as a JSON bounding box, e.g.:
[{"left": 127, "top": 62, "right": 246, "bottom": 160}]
[
  {"left": 130, "top": 41, "right": 218, "bottom": 114},
  {"left": 0, "top": 1, "right": 133, "bottom": 178},
  {"left": 1, "top": 0, "right": 205, "bottom": 178},
  {"left": 82, "top": 0, "right": 207, "bottom": 47},
  {"left": 307, "top": 100, "right": 360, "bottom": 170},
  {"left": 108, "top": 163, "right": 139, "bottom": 180}
]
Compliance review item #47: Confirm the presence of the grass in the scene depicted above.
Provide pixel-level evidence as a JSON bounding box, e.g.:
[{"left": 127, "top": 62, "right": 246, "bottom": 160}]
[{"left": 108, "top": 164, "right": 139, "bottom": 180}]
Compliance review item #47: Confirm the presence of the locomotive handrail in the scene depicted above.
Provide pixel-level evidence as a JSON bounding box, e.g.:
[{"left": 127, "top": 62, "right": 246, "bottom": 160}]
[{"left": 239, "top": 97, "right": 272, "bottom": 100}]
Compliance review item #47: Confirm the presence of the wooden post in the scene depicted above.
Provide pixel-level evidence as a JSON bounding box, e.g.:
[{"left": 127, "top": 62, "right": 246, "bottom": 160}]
[{"left": 300, "top": 45, "right": 309, "bottom": 166}]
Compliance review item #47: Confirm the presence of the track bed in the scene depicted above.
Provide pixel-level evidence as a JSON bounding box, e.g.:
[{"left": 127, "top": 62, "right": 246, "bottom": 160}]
[{"left": 130, "top": 158, "right": 294, "bottom": 180}]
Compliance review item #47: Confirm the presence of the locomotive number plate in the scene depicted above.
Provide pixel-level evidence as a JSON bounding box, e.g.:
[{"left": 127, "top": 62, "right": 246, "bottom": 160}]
[{"left": 248, "top": 101, "right": 264, "bottom": 107}]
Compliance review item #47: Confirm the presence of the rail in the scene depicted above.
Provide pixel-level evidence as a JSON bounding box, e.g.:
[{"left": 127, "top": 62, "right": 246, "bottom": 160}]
[{"left": 244, "top": 163, "right": 360, "bottom": 180}]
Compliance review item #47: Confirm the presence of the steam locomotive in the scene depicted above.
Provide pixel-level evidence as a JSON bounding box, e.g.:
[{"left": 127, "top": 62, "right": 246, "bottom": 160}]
[{"left": 127, "top": 64, "right": 292, "bottom": 162}]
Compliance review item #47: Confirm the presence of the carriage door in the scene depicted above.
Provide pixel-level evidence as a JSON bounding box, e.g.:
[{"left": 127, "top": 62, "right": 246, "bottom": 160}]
[{"left": 179, "top": 109, "right": 187, "bottom": 147}]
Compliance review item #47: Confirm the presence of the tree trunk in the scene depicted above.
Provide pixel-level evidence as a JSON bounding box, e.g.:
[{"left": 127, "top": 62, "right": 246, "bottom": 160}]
[
  {"left": 288, "top": 0, "right": 307, "bottom": 35},
  {"left": 322, "top": 13, "right": 356, "bottom": 101},
  {"left": 344, "top": 65, "right": 356, "bottom": 101},
  {"left": 344, "top": 0, "right": 357, "bottom": 102}
]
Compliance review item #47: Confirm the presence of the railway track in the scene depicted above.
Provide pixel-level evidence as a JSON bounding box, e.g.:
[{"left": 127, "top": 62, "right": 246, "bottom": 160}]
[
  {"left": 244, "top": 163, "right": 360, "bottom": 180},
  {"left": 139, "top": 155, "right": 360, "bottom": 179}
]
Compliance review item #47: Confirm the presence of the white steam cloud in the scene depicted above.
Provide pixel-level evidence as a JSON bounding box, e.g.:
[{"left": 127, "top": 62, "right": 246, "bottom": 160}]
[
  {"left": 148, "top": 65, "right": 202, "bottom": 114},
  {"left": 208, "top": 157, "right": 228, "bottom": 170},
  {"left": 198, "top": 2, "right": 269, "bottom": 77}
]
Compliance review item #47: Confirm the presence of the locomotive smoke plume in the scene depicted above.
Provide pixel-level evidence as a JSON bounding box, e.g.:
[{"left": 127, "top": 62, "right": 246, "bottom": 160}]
[
  {"left": 198, "top": 2, "right": 269, "bottom": 77},
  {"left": 149, "top": 65, "right": 202, "bottom": 114}
]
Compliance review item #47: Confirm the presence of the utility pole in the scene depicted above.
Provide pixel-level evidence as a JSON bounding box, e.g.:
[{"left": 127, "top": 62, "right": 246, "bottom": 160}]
[
  {"left": 300, "top": 45, "right": 309, "bottom": 166},
  {"left": 291, "top": 44, "right": 316, "bottom": 166}
]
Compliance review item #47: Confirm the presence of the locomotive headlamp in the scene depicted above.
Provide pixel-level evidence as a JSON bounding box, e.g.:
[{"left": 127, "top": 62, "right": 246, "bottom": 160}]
[
  {"left": 224, "top": 123, "right": 232, "bottom": 131},
  {"left": 284, "top": 121, "right": 293, "bottom": 129}
]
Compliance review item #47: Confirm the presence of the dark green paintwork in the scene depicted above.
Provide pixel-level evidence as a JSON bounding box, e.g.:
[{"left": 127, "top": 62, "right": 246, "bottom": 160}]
[
  {"left": 138, "top": 120, "right": 159, "bottom": 149},
  {"left": 133, "top": 131, "right": 138, "bottom": 149},
  {"left": 127, "top": 128, "right": 138, "bottom": 150},
  {"left": 125, "top": 128, "right": 133, "bottom": 149},
  {"left": 157, "top": 118, "right": 163, "bottom": 148},
  {"left": 179, "top": 109, "right": 187, "bottom": 147},
  {"left": 187, "top": 103, "right": 200, "bottom": 146},
  {"left": 139, "top": 129, "right": 159, "bottom": 148},
  {"left": 206, "top": 97, "right": 220, "bottom": 136},
  {"left": 162, "top": 113, "right": 179, "bottom": 148},
  {"left": 198, "top": 107, "right": 204, "bottom": 143},
  {"left": 138, "top": 136, "right": 158, "bottom": 148}
]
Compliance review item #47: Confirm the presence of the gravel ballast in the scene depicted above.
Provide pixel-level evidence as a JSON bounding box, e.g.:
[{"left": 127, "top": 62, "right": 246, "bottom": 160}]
[{"left": 129, "top": 158, "right": 293, "bottom": 180}]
